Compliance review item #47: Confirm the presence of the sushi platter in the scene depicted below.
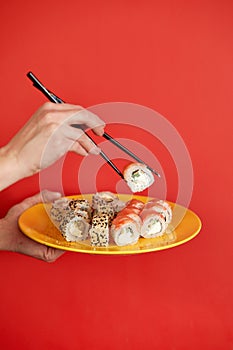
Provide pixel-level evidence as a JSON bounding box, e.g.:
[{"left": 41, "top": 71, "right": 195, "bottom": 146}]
[{"left": 18, "top": 193, "right": 202, "bottom": 255}]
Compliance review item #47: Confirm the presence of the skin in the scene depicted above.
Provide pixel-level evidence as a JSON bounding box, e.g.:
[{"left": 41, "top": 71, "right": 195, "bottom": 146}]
[
  {"left": 0, "top": 102, "right": 105, "bottom": 190},
  {"left": 0, "top": 103, "right": 106, "bottom": 261},
  {"left": 0, "top": 191, "right": 65, "bottom": 262}
]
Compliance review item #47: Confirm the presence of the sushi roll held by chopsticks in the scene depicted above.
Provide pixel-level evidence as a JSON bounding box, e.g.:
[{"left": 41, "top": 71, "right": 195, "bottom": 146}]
[{"left": 123, "top": 163, "right": 155, "bottom": 193}]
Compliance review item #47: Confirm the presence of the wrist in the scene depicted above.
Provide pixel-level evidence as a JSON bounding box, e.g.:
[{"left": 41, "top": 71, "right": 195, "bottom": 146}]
[{"left": 0, "top": 145, "right": 25, "bottom": 190}]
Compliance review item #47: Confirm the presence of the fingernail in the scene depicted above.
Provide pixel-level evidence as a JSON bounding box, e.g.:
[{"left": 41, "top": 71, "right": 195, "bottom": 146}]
[
  {"left": 88, "top": 146, "right": 101, "bottom": 155},
  {"left": 42, "top": 190, "right": 62, "bottom": 202},
  {"left": 51, "top": 192, "right": 62, "bottom": 198}
]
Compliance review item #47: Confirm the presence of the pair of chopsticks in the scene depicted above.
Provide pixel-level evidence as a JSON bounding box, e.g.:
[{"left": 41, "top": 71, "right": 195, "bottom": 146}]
[{"left": 27, "top": 72, "right": 160, "bottom": 179}]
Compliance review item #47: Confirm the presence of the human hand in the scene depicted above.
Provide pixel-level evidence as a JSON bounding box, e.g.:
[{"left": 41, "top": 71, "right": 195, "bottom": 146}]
[
  {"left": 0, "top": 191, "right": 65, "bottom": 262},
  {"left": 0, "top": 102, "right": 105, "bottom": 189}
]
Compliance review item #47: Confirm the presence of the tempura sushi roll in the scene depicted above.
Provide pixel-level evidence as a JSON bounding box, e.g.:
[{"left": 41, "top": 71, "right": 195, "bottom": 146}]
[
  {"left": 123, "top": 163, "right": 154, "bottom": 193},
  {"left": 59, "top": 216, "right": 90, "bottom": 242},
  {"left": 89, "top": 214, "right": 109, "bottom": 247},
  {"left": 111, "top": 216, "right": 140, "bottom": 246},
  {"left": 140, "top": 210, "right": 166, "bottom": 238}
]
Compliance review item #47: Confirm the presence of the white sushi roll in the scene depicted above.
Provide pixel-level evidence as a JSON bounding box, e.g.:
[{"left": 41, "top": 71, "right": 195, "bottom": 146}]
[
  {"left": 123, "top": 162, "right": 154, "bottom": 193},
  {"left": 89, "top": 213, "right": 110, "bottom": 247},
  {"left": 59, "top": 216, "right": 90, "bottom": 242},
  {"left": 111, "top": 216, "right": 140, "bottom": 246},
  {"left": 140, "top": 210, "right": 166, "bottom": 238}
]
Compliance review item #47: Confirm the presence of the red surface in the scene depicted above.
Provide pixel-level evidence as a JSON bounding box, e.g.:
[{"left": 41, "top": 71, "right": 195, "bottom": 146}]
[{"left": 0, "top": 1, "right": 233, "bottom": 349}]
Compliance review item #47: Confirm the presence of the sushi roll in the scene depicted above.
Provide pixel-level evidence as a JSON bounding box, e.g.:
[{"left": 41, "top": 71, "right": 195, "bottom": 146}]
[
  {"left": 123, "top": 163, "right": 154, "bottom": 193},
  {"left": 125, "top": 199, "right": 144, "bottom": 213},
  {"left": 115, "top": 209, "right": 142, "bottom": 230},
  {"left": 140, "top": 210, "right": 166, "bottom": 238},
  {"left": 89, "top": 214, "right": 110, "bottom": 247},
  {"left": 50, "top": 197, "right": 71, "bottom": 222},
  {"left": 68, "top": 199, "right": 91, "bottom": 213},
  {"left": 50, "top": 197, "right": 91, "bottom": 242},
  {"left": 93, "top": 205, "right": 115, "bottom": 224},
  {"left": 92, "top": 192, "right": 125, "bottom": 213},
  {"left": 156, "top": 200, "right": 172, "bottom": 224},
  {"left": 59, "top": 216, "right": 90, "bottom": 242},
  {"left": 144, "top": 200, "right": 172, "bottom": 225},
  {"left": 111, "top": 216, "right": 140, "bottom": 246},
  {"left": 110, "top": 198, "right": 142, "bottom": 246}
]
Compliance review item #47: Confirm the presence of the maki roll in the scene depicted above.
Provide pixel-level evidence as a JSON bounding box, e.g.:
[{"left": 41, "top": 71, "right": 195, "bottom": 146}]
[
  {"left": 92, "top": 191, "right": 125, "bottom": 213},
  {"left": 50, "top": 197, "right": 91, "bottom": 242},
  {"left": 59, "top": 216, "right": 90, "bottom": 242},
  {"left": 68, "top": 199, "right": 92, "bottom": 214},
  {"left": 89, "top": 213, "right": 109, "bottom": 247},
  {"left": 111, "top": 216, "right": 140, "bottom": 246},
  {"left": 140, "top": 210, "right": 166, "bottom": 238},
  {"left": 93, "top": 205, "right": 115, "bottom": 225},
  {"left": 123, "top": 163, "right": 154, "bottom": 193},
  {"left": 156, "top": 200, "right": 172, "bottom": 224},
  {"left": 144, "top": 199, "right": 172, "bottom": 225},
  {"left": 110, "top": 198, "right": 142, "bottom": 246},
  {"left": 50, "top": 197, "right": 71, "bottom": 222},
  {"left": 125, "top": 199, "right": 145, "bottom": 213}
]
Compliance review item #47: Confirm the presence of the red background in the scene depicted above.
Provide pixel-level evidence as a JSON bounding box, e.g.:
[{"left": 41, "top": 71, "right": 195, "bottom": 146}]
[{"left": 0, "top": 0, "right": 233, "bottom": 349}]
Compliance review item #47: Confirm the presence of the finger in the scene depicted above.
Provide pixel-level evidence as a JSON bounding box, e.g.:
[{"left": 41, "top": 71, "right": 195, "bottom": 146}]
[
  {"left": 70, "top": 109, "right": 105, "bottom": 136},
  {"left": 41, "top": 246, "right": 65, "bottom": 262},
  {"left": 39, "top": 102, "right": 83, "bottom": 113},
  {"left": 73, "top": 133, "right": 101, "bottom": 155},
  {"left": 61, "top": 125, "right": 101, "bottom": 155},
  {"left": 15, "top": 231, "right": 65, "bottom": 262},
  {"left": 17, "top": 191, "right": 62, "bottom": 212},
  {"left": 48, "top": 108, "right": 105, "bottom": 136},
  {"left": 70, "top": 142, "right": 88, "bottom": 156},
  {"left": 41, "top": 190, "right": 62, "bottom": 203}
]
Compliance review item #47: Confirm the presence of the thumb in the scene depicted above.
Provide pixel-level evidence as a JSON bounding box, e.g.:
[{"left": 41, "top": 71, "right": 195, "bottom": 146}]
[{"left": 14, "top": 190, "right": 62, "bottom": 214}]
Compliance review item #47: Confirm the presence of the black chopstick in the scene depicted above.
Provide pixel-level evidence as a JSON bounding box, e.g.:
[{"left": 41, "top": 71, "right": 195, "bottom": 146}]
[
  {"left": 27, "top": 72, "right": 124, "bottom": 179},
  {"left": 103, "top": 132, "right": 160, "bottom": 177}
]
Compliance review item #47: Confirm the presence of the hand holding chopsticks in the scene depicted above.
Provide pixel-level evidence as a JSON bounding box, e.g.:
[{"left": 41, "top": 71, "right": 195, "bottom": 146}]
[{"left": 27, "top": 71, "right": 160, "bottom": 179}]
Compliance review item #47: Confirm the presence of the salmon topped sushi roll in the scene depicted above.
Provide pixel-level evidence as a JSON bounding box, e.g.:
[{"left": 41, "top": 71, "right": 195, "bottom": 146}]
[
  {"left": 110, "top": 198, "right": 142, "bottom": 246},
  {"left": 140, "top": 210, "right": 166, "bottom": 238},
  {"left": 123, "top": 163, "right": 154, "bottom": 193},
  {"left": 111, "top": 216, "right": 140, "bottom": 246},
  {"left": 144, "top": 199, "right": 172, "bottom": 225}
]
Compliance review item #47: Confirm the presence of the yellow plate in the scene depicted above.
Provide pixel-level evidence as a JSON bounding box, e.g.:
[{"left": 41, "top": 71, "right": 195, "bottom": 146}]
[{"left": 18, "top": 194, "right": 202, "bottom": 255}]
